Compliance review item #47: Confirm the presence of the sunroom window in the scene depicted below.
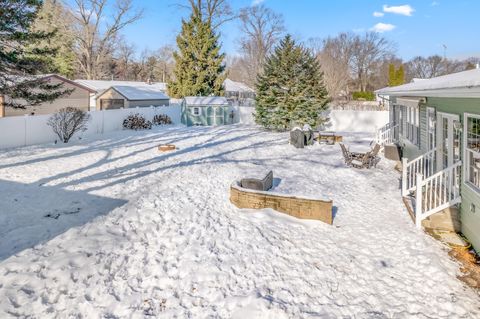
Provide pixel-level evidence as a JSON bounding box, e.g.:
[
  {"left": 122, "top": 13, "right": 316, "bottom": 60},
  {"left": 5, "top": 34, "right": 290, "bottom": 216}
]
[
  {"left": 427, "top": 107, "right": 436, "bottom": 151},
  {"left": 465, "top": 115, "right": 480, "bottom": 189}
]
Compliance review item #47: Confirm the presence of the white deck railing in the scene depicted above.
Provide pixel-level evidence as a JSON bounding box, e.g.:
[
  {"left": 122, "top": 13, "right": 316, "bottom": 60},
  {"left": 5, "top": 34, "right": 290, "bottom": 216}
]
[
  {"left": 401, "top": 148, "right": 437, "bottom": 196},
  {"left": 413, "top": 161, "right": 462, "bottom": 227},
  {"left": 376, "top": 122, "right": 398, "bottom": 146}
]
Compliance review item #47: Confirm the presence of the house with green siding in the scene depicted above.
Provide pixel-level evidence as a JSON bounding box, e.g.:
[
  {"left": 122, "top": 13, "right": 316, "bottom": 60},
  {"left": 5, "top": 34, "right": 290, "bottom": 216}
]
[
  {"left": 181, "top": 96, "right": 231, "bottom": 126},
  {"left": 375, "top": 68, "right": 480, "bottom": 252}
]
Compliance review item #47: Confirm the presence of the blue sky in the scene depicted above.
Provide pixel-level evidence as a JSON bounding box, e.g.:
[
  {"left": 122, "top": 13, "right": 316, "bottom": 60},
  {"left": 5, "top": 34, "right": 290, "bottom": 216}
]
[{"left": 118, "top": 0, "right": 479, "bottom": 60}]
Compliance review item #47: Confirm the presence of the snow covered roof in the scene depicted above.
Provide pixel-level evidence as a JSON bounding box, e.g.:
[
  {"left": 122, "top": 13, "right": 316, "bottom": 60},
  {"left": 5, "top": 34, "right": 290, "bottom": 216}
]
[
  {"left": 224, "top": 79, "right": 254, "bottom": 93},
  {"left": 184, "top": 96, "right": 229, "bottom": 106},
  {"left": 3, "top": 74, "right": 96, "bottom": 92},
  {"left": 100, "top": 86, "right": 169, "bottom": 101},
  {"left": 376, "top": 68, "right": 480, "bottom": 98},
  {"left": 74, "top": 79, "right": 167, "bottom": 92}
]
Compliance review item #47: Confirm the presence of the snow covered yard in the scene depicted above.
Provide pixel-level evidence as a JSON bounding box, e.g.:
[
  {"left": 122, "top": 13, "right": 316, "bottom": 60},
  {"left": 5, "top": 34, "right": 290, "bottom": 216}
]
[{"left": 0, "top": 125, "right": 479, "bottom": 318}]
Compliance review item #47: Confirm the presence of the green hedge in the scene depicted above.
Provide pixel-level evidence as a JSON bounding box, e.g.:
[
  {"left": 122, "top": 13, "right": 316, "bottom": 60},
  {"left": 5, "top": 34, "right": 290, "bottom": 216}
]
[{"left": 352, "top": 91, "right": 376, "bottom": 101}]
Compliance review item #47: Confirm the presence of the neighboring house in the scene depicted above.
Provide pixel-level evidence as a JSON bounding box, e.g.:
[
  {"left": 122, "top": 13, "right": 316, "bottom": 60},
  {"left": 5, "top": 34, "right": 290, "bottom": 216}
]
[
  {"left": 181, "top": 96, "right": 231, "bottom": 126},
  {"left": 96, "top": 86, "right": 169, "bottom": 110},
  {"left": 224, "top": 79, "right": 255, "bottom": 105},
  {"left": 74, "top": 80, "right": 168, "bottom": 110},
  {"left": 0, "top": 74, "right": 95, "bottom": 117},
  {"left": 375, "top": 68, "right": 480, "bottom": 251}
]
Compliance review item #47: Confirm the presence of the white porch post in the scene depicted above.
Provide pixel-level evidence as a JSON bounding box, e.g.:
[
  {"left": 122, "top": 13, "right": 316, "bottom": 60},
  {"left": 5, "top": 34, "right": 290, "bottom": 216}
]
[
  {"left": 415, "top": 173, "right": 423, "bottom": 228},
  {"left": 402, "top": 157, "right": 408, "bottom": 196}
]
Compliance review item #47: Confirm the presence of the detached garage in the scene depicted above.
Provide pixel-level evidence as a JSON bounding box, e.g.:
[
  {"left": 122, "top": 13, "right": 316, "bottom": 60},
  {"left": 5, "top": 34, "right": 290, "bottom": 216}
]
[
  {"left": 96, "top": 86, "right": 169, "bottom": 110},
  {"left": 1, "top": 74, "right": 95, "bottom": 117}
]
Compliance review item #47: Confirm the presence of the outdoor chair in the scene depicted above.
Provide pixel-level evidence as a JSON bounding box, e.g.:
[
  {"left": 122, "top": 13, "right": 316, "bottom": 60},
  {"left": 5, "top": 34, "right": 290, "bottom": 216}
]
[
  {"left": 368, "top": 143, "right": 381, "bottom": 168},
  {"left": 340, "top": 143, "right": 380, "bottom": 169},
  {"left": 351, "top": 151, "right": 372, "bottom": 169},
  {"left": 339, "top": 143, "right": 353, "bottom": 166}
]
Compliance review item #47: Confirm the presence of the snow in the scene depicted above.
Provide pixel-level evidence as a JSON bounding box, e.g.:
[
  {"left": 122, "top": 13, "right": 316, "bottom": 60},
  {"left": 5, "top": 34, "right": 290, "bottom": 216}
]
[
  {"left": 0, "top": 125, "right": 479, "bottom": 317},
  {"left": 376, "top": 68, "right": 480, "bottom": 96},
  {"left": 109, "top": 85, "right": 169, "bottom": 101},
  {"left": 74, "top": 79, "right": 168, "bottom": 92},
  {"left": 184, "top": 96, "right": 229, "bottom": 106},
  {"left": 224, "top": 79, "right": 254, "bottom": 93}
]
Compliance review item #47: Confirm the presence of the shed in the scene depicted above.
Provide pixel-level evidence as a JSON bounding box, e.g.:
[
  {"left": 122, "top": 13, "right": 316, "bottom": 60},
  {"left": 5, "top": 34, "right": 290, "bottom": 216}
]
[
  {"left": 181, "top": 96, "right": 231, "bottom": 126},
  {"left": 96, "top": 86, "right": 169, "bottom": 110}
]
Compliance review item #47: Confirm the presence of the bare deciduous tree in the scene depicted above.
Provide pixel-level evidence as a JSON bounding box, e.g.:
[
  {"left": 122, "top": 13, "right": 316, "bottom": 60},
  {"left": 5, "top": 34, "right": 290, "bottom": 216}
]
[
  {"left": 69, "top": 0, "right": 143, "bottom": 79},
  {"left": 405, "top": 55, "right": 466, "bottom": 81},
  {"left": 350, "top": 32, "right": 394, "bottom": 92},
  {"left": 179, "top": 0, "right": 235, "bottom": 30},
  {"left": 237, "top": 4, "right": 284, "bottom": 86},
  {"left": 47, "top": 107, "right": 90, "bottom": 143},
  {"left": 312, "top": 33, "right": 354, "bottom": 100},
  {"left": 115, "top": 38, "right": 136, "bottom": 80}
]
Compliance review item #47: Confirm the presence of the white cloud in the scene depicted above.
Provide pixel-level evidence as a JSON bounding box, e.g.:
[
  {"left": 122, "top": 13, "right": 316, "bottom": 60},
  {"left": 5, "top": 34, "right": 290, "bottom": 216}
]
[
  {"left": 251, "top": 0, "right": 265, "bottom": 6},
  {"left": 431, "top": 1, "right": 440, "bottom": 6},
  {"left": 373, "top": 11, "right": 385, "bottom": 17},
  {"left": 383, "top": 4, "right": 415, "bottom": 16},
  {"left": 371, "top": 23, "right": 396, "bottom": 33}
]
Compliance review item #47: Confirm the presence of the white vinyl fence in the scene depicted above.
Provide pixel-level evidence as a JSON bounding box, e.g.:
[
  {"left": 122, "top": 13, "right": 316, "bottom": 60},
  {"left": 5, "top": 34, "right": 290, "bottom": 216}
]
[
  {"left": 0, "top": 106, "right": 386, "bottom": 150},
  {"left": 231, "top": 105, "right": 255, "bottom": 124},
  {"left": 0, "top": 105, "right": 181, "bottom": 149},
  {"left": 327, "top": 110, "right": 389, "bottom": 133}
]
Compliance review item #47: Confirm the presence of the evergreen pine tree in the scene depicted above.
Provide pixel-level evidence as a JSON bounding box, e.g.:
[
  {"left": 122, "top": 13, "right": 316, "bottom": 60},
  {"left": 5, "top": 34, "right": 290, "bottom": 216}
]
[
  {"left": 388, "top": 63, "right": 396, "bottom": 87},
  {"left": 255, "top": 35, "right": 329, "bottom": 130},
  {"left": 395, "top": 65, "right": 405, "bottom": 86},
  {"left": 32, "top": 0, "right": 76, "bottom": 78},
  {"left": 0, "top": 0, "right": 69, "bottom": 109},
  {"left": 168, "top": 6, "right": 226, "bottom": 98}
]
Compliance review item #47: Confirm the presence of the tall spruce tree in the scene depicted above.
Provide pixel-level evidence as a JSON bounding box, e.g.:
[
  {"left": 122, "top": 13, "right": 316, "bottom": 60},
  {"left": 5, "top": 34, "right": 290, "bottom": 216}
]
[
  {"left": 388, "top": 63, "right": 405, "bottom": 87},
  {"left": 32, "top": 0, "right": 76, "bottom": 78},
  {"left": 168, "top": 6, "right": 226, "bottom": 98},
  {"left": 0, "top": 0, "right": 68, "bottom": 109},
  {"left": 255, "top": 35, "right": 329, "bottom": 130}
]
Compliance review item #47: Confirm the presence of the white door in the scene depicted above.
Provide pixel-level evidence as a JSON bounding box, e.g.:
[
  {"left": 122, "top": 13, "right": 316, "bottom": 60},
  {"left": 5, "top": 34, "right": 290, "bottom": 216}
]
[{"left": 437, "top": 112, "right": 460, "bottom": 170}]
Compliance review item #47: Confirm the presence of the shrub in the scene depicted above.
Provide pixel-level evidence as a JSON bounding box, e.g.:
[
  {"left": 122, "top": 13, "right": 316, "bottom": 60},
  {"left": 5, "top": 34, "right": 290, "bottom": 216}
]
[
  {"left": 47, "top": 107, "right": 90, "bottom": 143},
  {"left": 123, "top": 113, "right": 152, "bottom": 130},
  {"left": 153, "top": 114, "right": 172, "bottom": 125},
  {"left": 352, "top": 91, "right": 376, "bottom": 101}
]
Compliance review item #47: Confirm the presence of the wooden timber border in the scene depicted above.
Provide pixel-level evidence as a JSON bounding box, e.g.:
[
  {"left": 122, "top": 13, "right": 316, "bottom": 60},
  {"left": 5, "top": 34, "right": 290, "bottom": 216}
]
[{"left": 230, "top": 182, "right": 333, "bottom": 225}]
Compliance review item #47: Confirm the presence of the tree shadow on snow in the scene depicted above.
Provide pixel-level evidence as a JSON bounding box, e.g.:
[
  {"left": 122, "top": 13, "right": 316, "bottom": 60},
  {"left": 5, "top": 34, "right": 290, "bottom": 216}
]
[{"left": 0, "top": 179, "right": 127, "bottom": 261}]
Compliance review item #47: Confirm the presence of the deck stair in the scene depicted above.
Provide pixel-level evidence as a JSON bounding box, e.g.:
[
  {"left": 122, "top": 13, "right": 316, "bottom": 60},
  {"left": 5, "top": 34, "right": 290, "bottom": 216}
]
[
  {"left": 375, "top": 123, "right": 399, "bottom": 147},
  {"left": 401, "top": 153, "right": 461, "bottom": 229}
]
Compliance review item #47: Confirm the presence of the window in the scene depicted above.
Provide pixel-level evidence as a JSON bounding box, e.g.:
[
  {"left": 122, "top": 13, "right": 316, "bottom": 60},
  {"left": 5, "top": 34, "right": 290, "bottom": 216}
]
[
  {"left": 100, "top": 99, "right": 124, "bottom": 110},
  {"left": 426, "top": 107, "right": 436, "bottom": 151},
  {"left": 192, "top": 107, "right": 200, "bottom": 116},
  {"left": 465, "top": 114, "right": 480, "bottom": 190},
  {"left": 395, "top": 104, "right": 420, "bottom": 146}
]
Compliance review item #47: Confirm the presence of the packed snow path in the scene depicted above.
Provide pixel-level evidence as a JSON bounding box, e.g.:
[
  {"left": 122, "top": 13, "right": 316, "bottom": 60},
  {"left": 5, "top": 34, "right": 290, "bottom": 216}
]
[{"left": 0, "top": 125, "right": 478, "bottom": 318}]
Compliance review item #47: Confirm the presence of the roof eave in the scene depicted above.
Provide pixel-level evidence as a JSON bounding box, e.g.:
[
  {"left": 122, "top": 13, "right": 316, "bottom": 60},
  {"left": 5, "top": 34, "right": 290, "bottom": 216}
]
[{"left": 376, "top": 86, "right": 480, "bottom": 98}]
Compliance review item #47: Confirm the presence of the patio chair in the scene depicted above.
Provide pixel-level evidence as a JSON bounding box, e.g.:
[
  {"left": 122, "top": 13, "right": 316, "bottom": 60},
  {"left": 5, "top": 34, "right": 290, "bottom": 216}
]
[
  {"left": 339, "top": 143, "right": 353, "bottom": 166},
  {"left": 368, "top": 143, "right": 381, "bottom": 168},
  {"left": 351, "top": 151, "right": 372, "bottom": 169}
]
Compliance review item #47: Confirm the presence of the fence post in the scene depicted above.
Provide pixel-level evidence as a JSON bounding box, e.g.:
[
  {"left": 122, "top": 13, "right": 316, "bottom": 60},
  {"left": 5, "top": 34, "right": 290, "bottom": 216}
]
[
  {"left": 402, "top": 157, "right": 408, "bottom": 196},
  {"left": 24, "top": 114, "right": 28, "bottom": 146},
  {"left": 415, "top": 173, "right": 423, "bottom": 228}
]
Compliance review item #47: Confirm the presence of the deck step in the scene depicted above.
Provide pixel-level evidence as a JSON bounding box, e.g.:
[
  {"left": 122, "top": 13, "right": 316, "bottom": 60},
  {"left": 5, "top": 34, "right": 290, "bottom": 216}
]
[
  {"left": 402, "top": 196, "right": 416, "bottom": 223},
  {"left": 402, "top": 195, "right": 461, "bottom": 232}
]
